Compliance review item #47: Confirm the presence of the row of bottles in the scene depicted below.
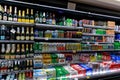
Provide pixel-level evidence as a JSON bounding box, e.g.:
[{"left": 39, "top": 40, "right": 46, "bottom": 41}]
[
  {"left": 0, "top": 5, "right": 34, "bottom": 23},
  {"left": 0, "top": 44, "right": 33, "bottom": 59},
  {"left": 0, "top": 72, "right": 33, "bottom": 80},
  {"left": 0, "top": 25, "right": 34, "bottom": 40},
  {"left": 0, "top": 59, "right": 33, "bottom": 73}
]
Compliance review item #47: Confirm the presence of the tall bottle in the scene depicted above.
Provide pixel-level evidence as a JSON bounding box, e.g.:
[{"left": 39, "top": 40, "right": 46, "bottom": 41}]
[
  {"left": 46, "top": 12, "right": 49, "bottom": 24},
  {"left": 8, "top": 6, "right": 12, "bottom": 21},
  {"left": 21, "top": 44, "right": 25, "bottom": 58},
  {"left": 39, "top": 12, "right": 42, "bottom": 23},
  {"left": 18, "top": 10, "right": 22, "bottom": 22},
  {"left": 13, "top": 7, "right": 18, "bottom": 22},
  {"left": 6, "top": 27, "right": 10, "bottom": 40},
  {"left": 1, "top": 44, "right": 5, "bottom": 59},
  {"left": 16, "top": 27, "right": 20, "bottom": 40},
  {"left": 42, "top": 12, "right": 46, "bottom": 24},
  {"left": 10, "top": 26, "right": 16, "bottom": 40},
  {"left": 11, "top": 44, "right": 15, "bottom": 59},
  {"left": 3, "top": 5, "right": 7, "bottom": 21},
  {"left": 35, "top": 11, "right": 39, "bottom": 23},
  {"left": 26, "top": 8, "right": 29, "bottom": 23},
  {"left": 26, "top": 27, "right": 29, "bottom": 40},
  {"left": 52, "top": 13, "right": 56, "bottom": 25},
  {"left": 1, "top": 25, "right": 6, "bottom": 40},
  {"left": 0, "top": 5, "right": 3, "bottom": 20},
  {"left": 26, "top": 44, "right": 29, "bottom": 58},
  {"left": 16, "top": 44, "right": 20, "bottom": 59},
  {"left": 49, "top": 13, "right": 52, "bottom": 24},
  {"left": 22, "top": 10, "right": 25, "bottom": 22},
  {"left": 30, "top": 27, "right": 34, "bottom": 40},
  {"left": 21, "top": 27, "right": 25, "bottom": 40},
  {"left": 5, "top": 44, "right": 11, "bottom": 58},
  {"left": 30, "top": 9, "right": 34, "bottom": 23}
]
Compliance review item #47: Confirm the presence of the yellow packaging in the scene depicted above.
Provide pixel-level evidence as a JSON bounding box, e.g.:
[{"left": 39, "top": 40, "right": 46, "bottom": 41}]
[
  {"left": 42, "top": 54, "right": 51, "bottom": 59},
  {"left": 42, "top": 59, "right": 52, "bottom": 64}
]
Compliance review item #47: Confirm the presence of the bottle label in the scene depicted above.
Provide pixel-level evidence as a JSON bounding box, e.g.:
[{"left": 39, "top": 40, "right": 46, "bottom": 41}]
[
  {"left": 21, "top": 36, "right": 24, "bottom": 40},
  {"left": 0, "top": 14, "right": 2, "bottom": 20},
  {"left": 42, "top": 18, "right": 46, "bottom": 23},
  {"left": 8, "top": 17, "right": 12, "bottom": 21},
  {"left": 16, "top": 36, "right": 20, "bottom": 40},
  {"left": 1, "top": 36, "right": 5, "bottom": 40},
  {"left": 26, "top": 36, "right": 29, "bottom": 40},
  {"left": 26, "top": 19, "right": 29, "bottom": 23},
  {"left": 3, "top": 16, "right": 7, "bottom": 21},
  {"left": 18, "top": 18, "right": 21, "bottom": 22},
  {"left": 13, "top": 18, "right": 18, "bottom": 22},
  {"left": 30, "top": 19, "right": 34, "bottom": 23},
  {"left": 39, "top": 18, "right": 42, "bottom": 23}
]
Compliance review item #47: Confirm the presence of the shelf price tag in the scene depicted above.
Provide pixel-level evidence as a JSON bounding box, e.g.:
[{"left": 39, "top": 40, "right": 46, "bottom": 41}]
[
  {"left": 87, "top": 42, "right": 90, "bottom": 45},
  {"left": 95, "top": 42, "right": 98, "bottom": 45},
  {"left": 86, "top": 76, "right": 90, "bottom": 79},
  {"left": 45, "top": 38, "right": 48, "bottom": 40},
  {"left": 73, "top": 50, "right": 76, "bottom": 53}
]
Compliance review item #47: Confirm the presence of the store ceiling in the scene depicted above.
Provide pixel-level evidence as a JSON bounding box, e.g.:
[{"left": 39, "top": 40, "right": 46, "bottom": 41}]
[{"left": 70, "top": 0, "right": 120, "bottom": 11}]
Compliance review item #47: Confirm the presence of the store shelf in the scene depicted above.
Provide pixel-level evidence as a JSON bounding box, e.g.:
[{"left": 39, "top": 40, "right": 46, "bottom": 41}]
[
  {"left": 4, "top": 0, "right": 120, "bottom": 20},
  {"left": 0, "top": 58, "right": 33, "bottom": 61},
  {"left": 82, "top": 42, "right": 114, "bottom": 44},
  {"left": 0, "top": 40, "right": 34, "bottom": 43},
  {"left": 83, "top": 24, "right": 114, "bottom": 30},
  {"left": 115, "top": 40, "right": 120, "bottom": 42},
  {"left": 0, "top": 69, "right": 33, "bottom": 75},
  {"left": 115, "top": 31, "right": 120, "bottom": 33},
  {"left": 34, "top": 37, "right": 82, "bottom": 42},
  {"left": 82, "top": 33, "right": 114, "bottom": 36},
  {"left": 75, "top": 70, "right": 120, "bottom": 80},
  {"left": 35, "top": 23, "right": 83, "bottom": 30},
  {"left": 0, "top": 20, "right": 34, "bottom": 26},
  {"left": 34, "top": 49, "right": 120, "bottom": 54}
]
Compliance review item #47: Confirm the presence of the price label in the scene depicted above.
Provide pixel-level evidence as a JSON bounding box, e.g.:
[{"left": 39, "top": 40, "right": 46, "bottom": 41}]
[
  {"left": 95, "top": 42, "right": 98, "bottom": 45},
  {"left": 73, "top": 50, "right": 76, "bottom": 53},
  {"left": 45, "top": 38, "right": 48, "bottom": 40},
  {"left": 87, "top": 42, "right": 90, "bottom": 45},
  {"left": 86, "top": 76, "right": 90, "bottom": 79}
]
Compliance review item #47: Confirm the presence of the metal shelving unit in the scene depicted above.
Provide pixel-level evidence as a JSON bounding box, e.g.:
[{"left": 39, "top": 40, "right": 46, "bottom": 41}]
[
  {"left": 0, "top": 0, "right": 120, "bottom": 80},
  {"left": 82, "top": 42, "right": 114, "bottom": 44},
  {"left": 34, "top": 49, "right": 120, "bottom": 54},
  {"left": 0, "top": 40, "right": 34, "bottom": 43},
  {"left": 35, "top": 37, "right": 82, "bottom": 42},
  {"left": 0, "top": 69, "right": 33, "bottom": 75},
  {"left": 0, "top": 20, "right": 34, "bottom": 26},
  {"left": 35, "top": 23, "right": 83, "bottom": 30},
  {"left": 82, "top": 33, "right": 114, "bottom": 36},
  {"left": 83, "top": 24, "right": 115, "bottom": 30}
]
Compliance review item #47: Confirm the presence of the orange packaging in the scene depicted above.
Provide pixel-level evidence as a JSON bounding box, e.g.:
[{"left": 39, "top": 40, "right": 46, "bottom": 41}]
[
  {"left": 106, "top": 30, "right": 114, "bottom": 35},
  {"left": 42, "top": 54, "right": 51, "bottom": 59},
  {"left": 107, "top": 21, "right": 115, "bottom": 28},
  {"left": 42, "top": 59, "right": 52, "bottom": 64}
]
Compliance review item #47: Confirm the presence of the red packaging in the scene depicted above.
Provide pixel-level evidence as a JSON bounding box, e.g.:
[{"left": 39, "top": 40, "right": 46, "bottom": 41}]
[{"left": 70, "top": 64, "right": 86, "bottom": 76}]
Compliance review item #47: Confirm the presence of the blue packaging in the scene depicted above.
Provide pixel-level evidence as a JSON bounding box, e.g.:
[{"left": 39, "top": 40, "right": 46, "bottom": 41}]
[{"left": 78, "top": 64, "right": 92, "bottom": 76}]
